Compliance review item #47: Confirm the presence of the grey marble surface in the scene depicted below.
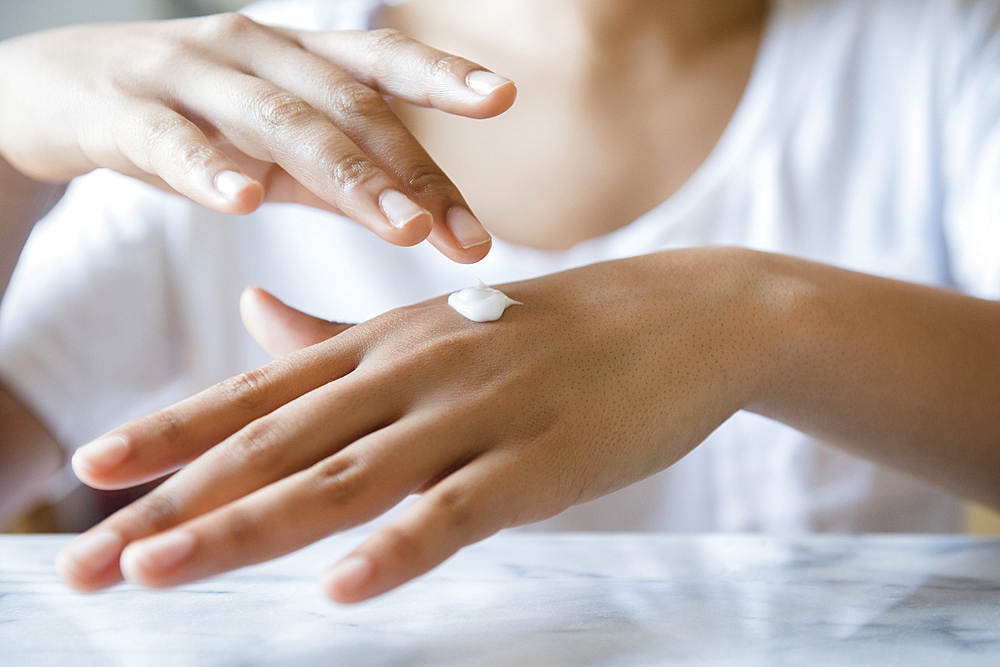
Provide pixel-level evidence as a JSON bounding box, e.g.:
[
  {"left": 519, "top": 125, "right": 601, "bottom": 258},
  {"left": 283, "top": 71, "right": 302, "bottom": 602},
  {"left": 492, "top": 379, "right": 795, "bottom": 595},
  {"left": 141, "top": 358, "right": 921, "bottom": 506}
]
[{"left": 2, "top": 533, "right": 999, "bottom": 666}]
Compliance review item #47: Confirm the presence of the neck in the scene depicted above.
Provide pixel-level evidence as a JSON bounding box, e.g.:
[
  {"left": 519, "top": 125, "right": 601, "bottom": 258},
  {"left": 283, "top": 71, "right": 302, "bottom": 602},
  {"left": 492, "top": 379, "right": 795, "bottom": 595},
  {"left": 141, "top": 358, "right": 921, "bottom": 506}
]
[{"left": 390, "top": 0, "right": 767, "bottom": 65}]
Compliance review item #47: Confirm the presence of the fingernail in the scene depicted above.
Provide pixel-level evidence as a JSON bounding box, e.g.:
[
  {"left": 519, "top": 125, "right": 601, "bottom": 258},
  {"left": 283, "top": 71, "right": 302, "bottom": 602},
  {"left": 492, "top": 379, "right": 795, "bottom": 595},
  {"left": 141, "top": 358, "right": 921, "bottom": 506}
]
[
  {"left": 322, "top": 556, "right": 373, "bottom": 599},
  {"left": 466, "top": 70, "right": 513, "bottom": 96},
  {"left": 380, "top": 189, "right": 432, "bottom": 230},
  {"left": 214, "top": 170, "right": 255, "bottom": 202},
  {"left": 447, "top": 207, "right": 492, "bottom": 248},
  {"left": 73, "top": 435, "right": 128, "bottom": 473},
  {"left": 57, "top": 529, "right": 122, "bottom": 576},
  {"left": 122, "top": 531, "right": 195, "bottom": 578}
]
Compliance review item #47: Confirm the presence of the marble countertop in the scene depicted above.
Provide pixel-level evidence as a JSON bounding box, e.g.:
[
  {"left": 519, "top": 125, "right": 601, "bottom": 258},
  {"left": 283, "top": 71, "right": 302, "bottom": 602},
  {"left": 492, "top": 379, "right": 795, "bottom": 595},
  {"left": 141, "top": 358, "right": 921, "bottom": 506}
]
[{"left": 2, "top": 533, "right": 999, "bottom": 666}]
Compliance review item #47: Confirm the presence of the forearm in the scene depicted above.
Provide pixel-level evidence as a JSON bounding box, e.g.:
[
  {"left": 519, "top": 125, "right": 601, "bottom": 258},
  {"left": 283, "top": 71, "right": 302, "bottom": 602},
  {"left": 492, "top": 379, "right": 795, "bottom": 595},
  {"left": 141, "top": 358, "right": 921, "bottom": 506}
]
[
  {"left": 0, "top": 381, "right": 64, "bottom": 527},
  {"left": 0, "top": 156, "right": 66, "bottom": 525},
  {"left": 747, "top": 250, "right": 1000, "bottom": 509},
  {"left": 0, "top": 153, "right": 64, "bottom": 297}
]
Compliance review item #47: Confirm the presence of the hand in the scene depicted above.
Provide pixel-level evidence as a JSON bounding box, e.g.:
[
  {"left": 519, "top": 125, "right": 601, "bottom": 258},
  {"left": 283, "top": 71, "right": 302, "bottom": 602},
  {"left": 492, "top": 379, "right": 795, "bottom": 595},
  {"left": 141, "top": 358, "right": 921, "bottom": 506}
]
[
  {"left": 0, "top": 15, "right": 515, "bottom": 262},
  {"left": 56, "top": 248, "right": 773, "bottom": 602}
]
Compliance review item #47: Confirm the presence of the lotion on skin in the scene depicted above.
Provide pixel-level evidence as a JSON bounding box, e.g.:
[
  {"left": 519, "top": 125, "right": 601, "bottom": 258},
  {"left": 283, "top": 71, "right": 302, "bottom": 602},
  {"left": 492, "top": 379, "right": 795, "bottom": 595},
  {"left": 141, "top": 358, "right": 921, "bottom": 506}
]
[{"left": 448, "top": 280, "right": 522, "bottom": 322}]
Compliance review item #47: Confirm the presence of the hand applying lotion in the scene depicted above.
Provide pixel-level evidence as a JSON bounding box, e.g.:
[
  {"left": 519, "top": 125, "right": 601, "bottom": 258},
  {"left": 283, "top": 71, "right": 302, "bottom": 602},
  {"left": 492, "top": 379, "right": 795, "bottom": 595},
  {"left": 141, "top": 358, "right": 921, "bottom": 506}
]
[{"left": 448, "top": 280, "right": 522, "bottom": 322}]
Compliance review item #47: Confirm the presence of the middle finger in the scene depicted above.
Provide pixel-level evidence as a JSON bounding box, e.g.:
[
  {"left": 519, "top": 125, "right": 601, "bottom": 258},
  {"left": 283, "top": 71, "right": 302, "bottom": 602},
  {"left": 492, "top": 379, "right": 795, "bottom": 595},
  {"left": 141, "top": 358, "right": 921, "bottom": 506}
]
[
  {"left": 177, "top": 67, "right": 435, "bottom": 246},
  {"left": 242, "top": 45, "right": 493, "bottom": 261}
]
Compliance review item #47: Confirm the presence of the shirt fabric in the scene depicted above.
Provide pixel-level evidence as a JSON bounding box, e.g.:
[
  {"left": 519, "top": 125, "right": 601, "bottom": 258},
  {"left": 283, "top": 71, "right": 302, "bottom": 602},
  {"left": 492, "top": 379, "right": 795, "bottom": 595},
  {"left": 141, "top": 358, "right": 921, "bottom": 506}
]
[{"left": 4, "top": 0, "right": 1000, "bottom": 533}]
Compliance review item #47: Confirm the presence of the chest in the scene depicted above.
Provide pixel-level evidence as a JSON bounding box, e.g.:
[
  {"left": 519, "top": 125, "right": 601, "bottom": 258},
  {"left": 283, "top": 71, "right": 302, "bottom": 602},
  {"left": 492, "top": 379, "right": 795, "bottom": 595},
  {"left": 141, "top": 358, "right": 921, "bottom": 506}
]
[{"left": 392, "top": 42, "right": 759, "bottom": 250}]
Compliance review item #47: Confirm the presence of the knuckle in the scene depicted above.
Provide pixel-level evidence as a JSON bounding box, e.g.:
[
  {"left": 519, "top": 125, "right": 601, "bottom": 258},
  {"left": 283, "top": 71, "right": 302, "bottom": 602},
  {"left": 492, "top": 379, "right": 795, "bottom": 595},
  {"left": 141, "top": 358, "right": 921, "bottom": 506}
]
[
  {"left": 144, "top": 114, "right": 192, "bottom": 149},
  {"left": 365, "top": 28, "right": 410, "bottom": 52},
  {"left": 144, "top": 409, "right": 185, "bottom": 444},
  {"left": 325, "top": 84, "right": 387, "bottom": 121},
  {"left": 329, "top": 154, "right": 380, "bottom": 193},
  {"left": 402, "top": 163, "right": 452, "bottom": 198},
  {"left": 219, "top": 367, "right": 271, "bottom": 413},
  {"left": 172, "top": 142, "right": 218, "bottom": 176},
  {"left": 131, "top": 40, "right": 192, "bottom": 78},
  {"left": 311, "top": 455, "right": 367, "bottom": 507},
  {"left": 224, "top": 418, "right": 285, "bottom": 468},
  {"left": 424, "top": 53, "right": 465, "bottom": 80},
  {"left": 414, "top": 335, "right": 464, "bottom": 366},
  {"left": 217, "top": 507, "right": 258, "bottom": 545},
  {"left": 403, "top": 327, "right": 477, "bottom": 367},
  {"left": 428, "top": 485, "right": 475, "bottom": 531},
  {"left": 253, "top": 91, "right": 316, "bottom": 131},
  {"left": 126, "top": 493, "right": 181, "bottom": 533},
  {"left": 202, "top": 12, "right": 258, "bottom": 40},
  {"left": 381, "top": 524, "right": 427, "bottom": 564}
]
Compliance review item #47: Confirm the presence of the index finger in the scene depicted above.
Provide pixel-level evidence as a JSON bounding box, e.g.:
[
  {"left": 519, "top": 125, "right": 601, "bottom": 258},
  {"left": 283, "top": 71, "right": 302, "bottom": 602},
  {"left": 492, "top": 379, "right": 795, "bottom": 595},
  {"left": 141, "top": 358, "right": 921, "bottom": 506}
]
[
  {"left": 70, "top": 335, "right": 360, "bottom": 491},
  {"left": 286, "top": 28, "right": 517, "bottom": 118}
]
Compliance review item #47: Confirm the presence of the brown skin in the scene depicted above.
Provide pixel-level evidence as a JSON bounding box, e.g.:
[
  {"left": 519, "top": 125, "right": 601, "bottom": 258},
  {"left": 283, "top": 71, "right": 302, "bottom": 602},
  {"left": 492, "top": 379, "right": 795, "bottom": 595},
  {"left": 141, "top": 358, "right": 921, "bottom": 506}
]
[
  {"left": 58, "top": 248, "right": 1000, "bottom": 603},
  {"left": 0, "top": 155, "right": 65, "bottom": 526},
  {"left": 383, "top": 0, "right": 766, "bottom": 248},
  {"left": 0, "top": 15, "right": 509, "bottom": 260},
  {"left": 0, "top": 381, "right": 64, "bottom": 525},
  {"left": 62, "top": 248, "right": 769, "bottom": 596},
  {"left": 0, "top": 8, "right": 517, "bottom": 526},
  {"left": 1, "top": 0, "right": 998, "bottom": 602}
]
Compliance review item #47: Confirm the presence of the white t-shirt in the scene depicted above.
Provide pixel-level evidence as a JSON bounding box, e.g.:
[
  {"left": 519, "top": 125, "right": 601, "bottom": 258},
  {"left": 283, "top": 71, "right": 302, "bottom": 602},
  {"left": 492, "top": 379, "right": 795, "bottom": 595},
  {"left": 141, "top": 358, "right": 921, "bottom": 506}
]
[{"left": 3, "top": 0, "right": 1000, "bottom": 533}]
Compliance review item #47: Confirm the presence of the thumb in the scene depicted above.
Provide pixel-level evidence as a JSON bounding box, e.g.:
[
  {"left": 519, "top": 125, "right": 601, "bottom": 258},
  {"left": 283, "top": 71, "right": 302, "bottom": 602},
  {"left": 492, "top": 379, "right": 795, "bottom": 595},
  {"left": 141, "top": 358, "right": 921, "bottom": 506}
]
[{"left": 240, "top": 286, "right": 353, "bottom": 358}]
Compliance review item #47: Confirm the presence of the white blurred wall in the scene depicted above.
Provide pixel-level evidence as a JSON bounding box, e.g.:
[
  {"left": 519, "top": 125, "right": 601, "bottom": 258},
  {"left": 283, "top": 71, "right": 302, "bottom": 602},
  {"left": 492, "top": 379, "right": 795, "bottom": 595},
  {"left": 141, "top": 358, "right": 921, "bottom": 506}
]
[{"left": 0, "top": 0, "right": 249, "bottom": 41}]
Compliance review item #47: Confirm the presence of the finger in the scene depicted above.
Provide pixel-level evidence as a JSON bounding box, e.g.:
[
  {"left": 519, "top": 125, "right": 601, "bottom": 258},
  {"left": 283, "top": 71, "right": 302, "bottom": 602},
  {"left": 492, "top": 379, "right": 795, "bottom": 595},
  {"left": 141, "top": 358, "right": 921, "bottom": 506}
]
[
  {"left": 70, "top": 335, "right": 363, "bottom": 490},
  {"left": 323, "top": 456, "right": 514, "bottom": 603},
  {"left": 178, "top": 69, "right": 433, "bottom": 247},
  {"left": 110, "top": 103, "right": 264, "bottom": 214},
  {"left": 200, "top": 146, "right": 349, "bottom": 213},
  {"left": 240, "top": 286, "right": 353, "bottom": 358},
  {"left": 57, "top": 371, "right": 404, "bottom": 592},
  {"left": 112, "top": 413, "right": 473, "bottom": 589},
  {"left": 288, "top": 28, "right": 517, "bottom": 119},
  {"left": 241, "top": 47, "right": 493, "bottom": 261}
]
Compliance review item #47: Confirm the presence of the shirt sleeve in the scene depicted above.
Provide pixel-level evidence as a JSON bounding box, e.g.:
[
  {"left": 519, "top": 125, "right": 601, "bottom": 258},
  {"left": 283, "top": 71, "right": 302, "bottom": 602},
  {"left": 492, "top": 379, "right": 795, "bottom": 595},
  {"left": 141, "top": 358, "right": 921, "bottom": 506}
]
[
  {"left": 0, "top": 171, "right": 188, "bottom": 454},
  {"left": 942, "top": 0, "right": 1000, "bottom": 299}
]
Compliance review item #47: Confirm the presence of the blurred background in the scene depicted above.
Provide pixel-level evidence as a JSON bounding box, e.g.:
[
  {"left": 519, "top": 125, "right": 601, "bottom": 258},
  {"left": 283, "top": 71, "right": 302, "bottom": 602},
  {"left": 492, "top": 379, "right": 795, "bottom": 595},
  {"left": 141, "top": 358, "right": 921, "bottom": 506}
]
[{"left": 1, "top": 0, "right": 248, "bottom": 41}]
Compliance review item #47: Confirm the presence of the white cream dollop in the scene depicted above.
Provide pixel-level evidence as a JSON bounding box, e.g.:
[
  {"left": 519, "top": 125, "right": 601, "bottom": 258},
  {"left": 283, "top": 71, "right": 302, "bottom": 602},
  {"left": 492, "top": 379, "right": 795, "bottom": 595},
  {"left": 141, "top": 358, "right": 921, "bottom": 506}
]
[{"left": 448, "top": 280, "right": 522, "bottom": 322}]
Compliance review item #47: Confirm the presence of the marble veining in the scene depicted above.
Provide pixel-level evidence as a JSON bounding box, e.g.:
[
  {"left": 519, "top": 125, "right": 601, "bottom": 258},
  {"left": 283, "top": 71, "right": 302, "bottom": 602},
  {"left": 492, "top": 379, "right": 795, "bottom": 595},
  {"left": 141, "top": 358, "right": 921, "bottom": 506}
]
[{"left": 1, "top": 533, "right": 999, "bottom": 666}]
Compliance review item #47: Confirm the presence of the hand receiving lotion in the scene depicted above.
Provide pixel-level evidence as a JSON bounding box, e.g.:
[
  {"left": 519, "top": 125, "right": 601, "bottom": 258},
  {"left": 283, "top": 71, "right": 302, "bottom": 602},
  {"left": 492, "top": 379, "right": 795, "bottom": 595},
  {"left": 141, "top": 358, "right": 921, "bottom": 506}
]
[{"left": 448, "top": 280, "right": 522, "bottom": 322}]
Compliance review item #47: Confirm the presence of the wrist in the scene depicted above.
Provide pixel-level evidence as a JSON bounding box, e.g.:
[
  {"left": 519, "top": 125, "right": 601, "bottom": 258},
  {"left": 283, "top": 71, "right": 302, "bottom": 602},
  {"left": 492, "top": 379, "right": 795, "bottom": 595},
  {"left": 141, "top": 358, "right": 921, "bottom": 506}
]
[
  {"left": 717, "top": 247, "right": 796, "bottom": 413},
  {"left": 639, "top": 246, "right": 788, "bottom": 414},
  {"left": 736, "top": 249, "right": 825, "bottom": 417}
]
